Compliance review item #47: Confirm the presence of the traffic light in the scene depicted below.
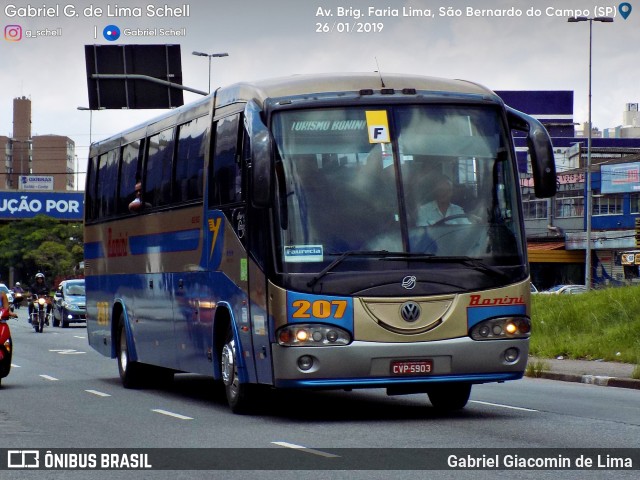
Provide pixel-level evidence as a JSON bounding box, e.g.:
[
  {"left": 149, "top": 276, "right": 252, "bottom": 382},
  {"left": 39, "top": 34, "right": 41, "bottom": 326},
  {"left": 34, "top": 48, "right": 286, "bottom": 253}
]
[{"left": 635, "top": 218, "right": 640, "bottom": 247}]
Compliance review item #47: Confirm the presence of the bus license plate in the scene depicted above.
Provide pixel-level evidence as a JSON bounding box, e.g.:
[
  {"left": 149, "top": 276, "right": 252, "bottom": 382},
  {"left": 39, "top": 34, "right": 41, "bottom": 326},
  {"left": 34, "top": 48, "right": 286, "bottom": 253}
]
[{"left": 391, "top": 360, "right": 433, "bottom": 375}]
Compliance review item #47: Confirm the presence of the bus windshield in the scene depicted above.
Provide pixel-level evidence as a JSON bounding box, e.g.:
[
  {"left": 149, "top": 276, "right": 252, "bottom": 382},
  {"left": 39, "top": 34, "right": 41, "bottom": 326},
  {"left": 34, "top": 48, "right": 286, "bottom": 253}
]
[{"left": 271, "top": 105, "right": 525, "bottom": 290}]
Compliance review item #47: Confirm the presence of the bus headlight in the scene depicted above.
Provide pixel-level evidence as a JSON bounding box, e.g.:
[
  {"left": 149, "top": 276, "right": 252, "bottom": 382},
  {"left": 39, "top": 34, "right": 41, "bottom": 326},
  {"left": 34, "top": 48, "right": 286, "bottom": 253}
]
[
  {"left": 470, "top": 317, "right": 531, "bottom": 340},
  {"left": 277, "top": 324, "right": 351, "bottom": 346}
]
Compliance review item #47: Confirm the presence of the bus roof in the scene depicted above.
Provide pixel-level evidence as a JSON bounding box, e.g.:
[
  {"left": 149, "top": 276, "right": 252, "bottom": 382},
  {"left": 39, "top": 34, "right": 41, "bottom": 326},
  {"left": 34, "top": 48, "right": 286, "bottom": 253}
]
[
  {"left": 217, "top": 72, "right": 498, "bottom": 109},
  {"left": 90, "top": 73, "right": 500, "bottom": 156}
]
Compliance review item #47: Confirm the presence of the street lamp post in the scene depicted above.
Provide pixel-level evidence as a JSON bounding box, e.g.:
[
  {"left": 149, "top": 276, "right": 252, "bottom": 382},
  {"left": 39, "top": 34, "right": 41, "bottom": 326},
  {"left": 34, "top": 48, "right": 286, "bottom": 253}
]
[
  {"left": 77, "top": 106, "right": 93, "bottom": 145},
  {"left": 77, "top": 106, "right": 94, "bottom": 192},
  {"left": 568, "top": 15, "right": 613, "bottom": 291},
  {"left": 192, "top": 51, "right": 229, "bottom": 94},
  {"left": 74, "top": 154, "right": 79, "bottom": 191}
]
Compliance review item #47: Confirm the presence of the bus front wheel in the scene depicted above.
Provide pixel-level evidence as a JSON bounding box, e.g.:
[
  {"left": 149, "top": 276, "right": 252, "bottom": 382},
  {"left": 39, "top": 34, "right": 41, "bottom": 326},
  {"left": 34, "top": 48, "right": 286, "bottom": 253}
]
[
  {"left": 221, "top": 329, "right": 255, "bottom": 414},
  {"left": 427, "top": 383, "right": 472, "bottom": 410}
]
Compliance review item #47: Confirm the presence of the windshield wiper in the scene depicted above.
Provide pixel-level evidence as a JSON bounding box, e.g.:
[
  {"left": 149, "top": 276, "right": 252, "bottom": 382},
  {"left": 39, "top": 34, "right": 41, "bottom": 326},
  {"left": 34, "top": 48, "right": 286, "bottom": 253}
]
[
  {"left": 307, "top": 250, "right": 406, "bottom": 288},
  {"left": 381, "top": 255, "right": 510, "bottom": 280},
  {"left": 306, "top": 252, "right": 508, "bottom": 289}
]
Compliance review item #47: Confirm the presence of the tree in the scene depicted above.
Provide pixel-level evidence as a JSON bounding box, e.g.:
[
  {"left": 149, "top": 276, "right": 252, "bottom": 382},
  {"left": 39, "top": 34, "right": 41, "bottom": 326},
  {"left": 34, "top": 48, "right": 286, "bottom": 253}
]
[
  {"left": 0, "top": 215, "right": 83, "bottom": 283},
  {"left": 24, "top": 241, "right": 77, "bottom": 280}
]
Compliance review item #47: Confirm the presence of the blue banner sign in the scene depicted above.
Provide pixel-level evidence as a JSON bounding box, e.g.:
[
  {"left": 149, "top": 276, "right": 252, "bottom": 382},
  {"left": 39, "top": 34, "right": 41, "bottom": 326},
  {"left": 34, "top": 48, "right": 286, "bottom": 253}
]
[{"left": 0, "top": 191, "right": 84, "bottom": 220}]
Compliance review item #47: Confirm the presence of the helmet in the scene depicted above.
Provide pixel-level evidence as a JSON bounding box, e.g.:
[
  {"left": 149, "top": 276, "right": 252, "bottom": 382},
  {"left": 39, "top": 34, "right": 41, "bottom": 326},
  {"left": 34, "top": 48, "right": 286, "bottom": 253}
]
[
  {"left": 15, "top": 282, "right": 20, "bottom": 286},
  {"left": 35, "top": 273, "right": 45, "bottom": 279}
]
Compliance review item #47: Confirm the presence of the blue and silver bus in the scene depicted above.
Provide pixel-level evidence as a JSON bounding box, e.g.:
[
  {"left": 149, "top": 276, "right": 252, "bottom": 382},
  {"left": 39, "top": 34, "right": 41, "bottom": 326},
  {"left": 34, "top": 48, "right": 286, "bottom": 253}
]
[{"left": 84, "top": 73, "right": 556, "bottom": 413}]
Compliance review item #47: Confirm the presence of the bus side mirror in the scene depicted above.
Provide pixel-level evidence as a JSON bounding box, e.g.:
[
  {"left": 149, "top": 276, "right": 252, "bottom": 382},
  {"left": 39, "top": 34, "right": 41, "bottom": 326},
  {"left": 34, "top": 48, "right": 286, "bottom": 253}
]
[
  {"left": 245, "top": 101, "right": 272, "bottom": 208},
  {"left": 507, "top": 107, "right": 557, "bottom": 198}
]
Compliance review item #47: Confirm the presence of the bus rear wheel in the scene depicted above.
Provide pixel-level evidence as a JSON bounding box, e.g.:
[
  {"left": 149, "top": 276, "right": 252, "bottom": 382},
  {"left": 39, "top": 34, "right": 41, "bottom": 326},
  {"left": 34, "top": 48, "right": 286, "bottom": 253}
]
[
  {"left": 427, "top": 383, "right": 472, "bottom": 410},
  {"left": 117, "top": 318, "right": 144, "bottom": 389},
  {"left": 221, "top": 329, "right": 255, "bottom": 414}
]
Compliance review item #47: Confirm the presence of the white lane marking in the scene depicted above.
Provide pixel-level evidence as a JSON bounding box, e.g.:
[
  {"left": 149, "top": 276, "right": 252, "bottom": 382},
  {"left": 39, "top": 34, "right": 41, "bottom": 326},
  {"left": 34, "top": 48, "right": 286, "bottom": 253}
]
[
  {"left": 271, "top": 442, "right": 340, "bottom": 458},
  {"left": 49, "top": 349, "right": 86, "bottom": 355},
  {"left": 10, "top": 364, "right": 20, "bottom": 368},
  {"left": 73, "top": 336, "right": 86, "bottom": 339},
  {"left": 470, "top": 400, "right": 538, "bottom": 412},
  {"left": 151, "top": 409, "right": 193, "bottom": 420},
  {"left": 39, "top": 375, "right": 59, "bottom": 381},
  {"left": 85, "top": 390, "right": 111, "bottom": 397}
]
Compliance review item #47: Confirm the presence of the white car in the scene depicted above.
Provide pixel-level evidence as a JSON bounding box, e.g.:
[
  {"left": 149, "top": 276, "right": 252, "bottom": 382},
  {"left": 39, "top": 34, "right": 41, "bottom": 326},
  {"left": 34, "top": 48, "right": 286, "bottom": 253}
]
[
  {"left": 0, "top": 284, "right": 14, "bottom": 304},
  {"left": 541, "top": 284, "right": 587, "bottom": 295}
]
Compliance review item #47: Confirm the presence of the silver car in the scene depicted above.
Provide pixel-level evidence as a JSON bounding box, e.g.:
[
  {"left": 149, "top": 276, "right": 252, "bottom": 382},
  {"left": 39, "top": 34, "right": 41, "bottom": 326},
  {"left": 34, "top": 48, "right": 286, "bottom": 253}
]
[{"left": 53, "top": 279, "right": 86, "bottom": 327}]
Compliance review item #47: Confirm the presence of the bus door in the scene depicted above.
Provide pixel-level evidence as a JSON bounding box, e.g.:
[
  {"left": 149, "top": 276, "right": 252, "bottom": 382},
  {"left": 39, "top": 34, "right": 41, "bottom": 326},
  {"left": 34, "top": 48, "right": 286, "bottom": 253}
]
[{"left": 208, "top": 110, "right": 272, "bottom": 385}]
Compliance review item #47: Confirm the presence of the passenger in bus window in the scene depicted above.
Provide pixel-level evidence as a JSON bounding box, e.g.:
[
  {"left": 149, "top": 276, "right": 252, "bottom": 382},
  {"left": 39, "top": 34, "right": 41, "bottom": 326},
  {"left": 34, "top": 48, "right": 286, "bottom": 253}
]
[
  {"left": 128, "top": 182, "right": 150, "bottom": 212},
  {"left": 417, "top": 175, "right": 470, "bottom": 226}
]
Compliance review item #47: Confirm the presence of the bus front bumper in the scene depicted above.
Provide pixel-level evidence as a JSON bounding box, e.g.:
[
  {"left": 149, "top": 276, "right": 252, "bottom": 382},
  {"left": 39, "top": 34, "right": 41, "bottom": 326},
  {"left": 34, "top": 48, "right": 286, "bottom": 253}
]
[{"left": 271, "top": 336, "right": 528, "bottom": 389}]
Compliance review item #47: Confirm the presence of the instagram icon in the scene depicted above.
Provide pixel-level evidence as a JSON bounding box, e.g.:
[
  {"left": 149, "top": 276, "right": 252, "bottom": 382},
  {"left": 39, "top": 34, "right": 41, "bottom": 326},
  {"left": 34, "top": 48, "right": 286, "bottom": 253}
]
[{"left": 4, "top": 24, "right": 22, "bottom": 41}]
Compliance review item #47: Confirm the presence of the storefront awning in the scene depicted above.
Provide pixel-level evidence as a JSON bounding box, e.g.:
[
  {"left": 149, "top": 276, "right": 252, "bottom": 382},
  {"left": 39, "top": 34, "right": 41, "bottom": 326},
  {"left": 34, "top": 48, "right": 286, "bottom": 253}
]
[{"left": 527, "top": 242, "right": 585, "bottom": 263}]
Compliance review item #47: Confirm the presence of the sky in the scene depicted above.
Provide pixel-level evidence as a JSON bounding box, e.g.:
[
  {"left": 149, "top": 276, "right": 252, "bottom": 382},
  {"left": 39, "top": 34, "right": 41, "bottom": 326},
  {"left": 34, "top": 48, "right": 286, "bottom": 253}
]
[{"left": 1, "top": 0, "right": 638, "bottom": 183}]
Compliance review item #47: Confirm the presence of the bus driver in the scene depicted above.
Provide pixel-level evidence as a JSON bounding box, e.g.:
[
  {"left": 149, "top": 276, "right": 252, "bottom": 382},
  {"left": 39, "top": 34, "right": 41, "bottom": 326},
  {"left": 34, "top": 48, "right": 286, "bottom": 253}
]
[{"left": 417, "top": 175, "right": 470, "bottom": 226}]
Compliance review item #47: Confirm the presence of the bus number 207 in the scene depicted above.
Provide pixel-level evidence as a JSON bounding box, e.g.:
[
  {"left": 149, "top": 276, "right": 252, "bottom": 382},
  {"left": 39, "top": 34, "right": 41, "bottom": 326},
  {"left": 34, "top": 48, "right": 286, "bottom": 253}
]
[{"left": 292, "top": 300, "right": 348, "bottom": 319}]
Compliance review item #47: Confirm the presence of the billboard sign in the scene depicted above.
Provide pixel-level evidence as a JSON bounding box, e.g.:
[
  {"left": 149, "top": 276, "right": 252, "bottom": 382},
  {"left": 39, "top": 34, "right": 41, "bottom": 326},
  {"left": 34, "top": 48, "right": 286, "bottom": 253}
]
[
  {"left": 85, "top": 44, "right": 184, "bottom": 109},
  {"left": 0, "top": 192, "right": 84, "bottom": 221},
  {"left": 19, "top": 175, "right": 54, "bottom": 191},
  {"left": 601, "top": 162, "right": 640, "bottom": 194}
]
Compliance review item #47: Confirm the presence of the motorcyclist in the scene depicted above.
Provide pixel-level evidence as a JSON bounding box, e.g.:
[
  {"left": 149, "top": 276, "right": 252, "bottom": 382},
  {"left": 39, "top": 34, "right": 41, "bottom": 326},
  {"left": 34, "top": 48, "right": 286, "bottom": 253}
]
[
  {"left": 28, "top": 273, "right": 52, "bottom": 326},
  {"left": 12, "top": 282, "right": 25, "bottom": 309}
]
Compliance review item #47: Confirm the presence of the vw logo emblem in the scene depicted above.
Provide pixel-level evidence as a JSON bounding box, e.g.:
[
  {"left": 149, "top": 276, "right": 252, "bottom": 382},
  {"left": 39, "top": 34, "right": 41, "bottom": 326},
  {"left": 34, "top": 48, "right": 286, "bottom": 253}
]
[
  {"left": 401, "top": 276, "right": 417, "bottom": 290},
  {"left": 401, "top": 301, "right": 421, "bottom": 323}
]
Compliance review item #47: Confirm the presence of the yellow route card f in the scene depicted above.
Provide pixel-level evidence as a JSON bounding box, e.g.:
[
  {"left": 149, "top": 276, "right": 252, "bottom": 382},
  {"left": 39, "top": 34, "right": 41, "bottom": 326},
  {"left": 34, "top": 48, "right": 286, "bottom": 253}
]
[{"left": 366, "top": 110, "right": 390, "bottom": 143}]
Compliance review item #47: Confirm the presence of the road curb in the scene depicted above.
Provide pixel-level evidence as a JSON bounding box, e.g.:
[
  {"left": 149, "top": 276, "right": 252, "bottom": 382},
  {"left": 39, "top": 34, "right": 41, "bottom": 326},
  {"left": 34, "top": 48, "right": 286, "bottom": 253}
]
[
  {"left": 533, "top": 371, "right": 640, "bottom": 390},
  {"left": 606, "top": 377, "right": 640, "bottom": 390}
]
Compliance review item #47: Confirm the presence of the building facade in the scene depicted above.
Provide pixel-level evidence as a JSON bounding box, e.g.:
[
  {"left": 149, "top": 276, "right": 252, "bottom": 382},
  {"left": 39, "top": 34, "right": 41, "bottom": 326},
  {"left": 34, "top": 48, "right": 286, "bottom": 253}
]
[
  {"left": 31, "top": 135, "right": 76, "bottom": 190},
  {"left": 2, "top": 97, "right": 76, "bottom": 191},
  {"left": 502, "top": 91, "right": 640, "bottom": 290}
]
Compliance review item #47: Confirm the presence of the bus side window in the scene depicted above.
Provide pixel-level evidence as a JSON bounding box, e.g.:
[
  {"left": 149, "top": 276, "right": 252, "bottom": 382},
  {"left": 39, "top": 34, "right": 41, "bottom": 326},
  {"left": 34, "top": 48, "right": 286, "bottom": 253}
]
[
  {"left": 175, "top": 116, "right": 207, "bottom": 203},
  {"left": 117, "top": 140, "right": 142, "bottom": 214},
  {"left": 210, "top": 113, "right": 243, "bottom": 207},
  {"left": 144, "top": 127, "right": 176, "bottom": 208},
  {"left": 95, "top": 150, "right": 119, "bottom": 218},
  {"left": 85, "top": 156, "right": 98, "bottom": 221}
]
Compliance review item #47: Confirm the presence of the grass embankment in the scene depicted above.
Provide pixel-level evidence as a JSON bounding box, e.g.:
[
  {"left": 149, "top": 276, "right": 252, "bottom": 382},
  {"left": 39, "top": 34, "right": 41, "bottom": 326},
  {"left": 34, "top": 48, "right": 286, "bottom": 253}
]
[{"left": 531, "top": 286, "right": 640, "bottom": 370}]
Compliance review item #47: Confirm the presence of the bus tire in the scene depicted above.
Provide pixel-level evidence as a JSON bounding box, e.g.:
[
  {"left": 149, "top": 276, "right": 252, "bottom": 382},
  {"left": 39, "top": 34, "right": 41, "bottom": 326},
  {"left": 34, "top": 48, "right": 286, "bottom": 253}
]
[
  {"left": 427, "top": 383, "right": 471, "bottom": 410},
  {"left": 221, "top": 328, "right": 254, "bottom": 414},
  {"left": 117, "top": 318, "right": 144, "bottom": 389}
]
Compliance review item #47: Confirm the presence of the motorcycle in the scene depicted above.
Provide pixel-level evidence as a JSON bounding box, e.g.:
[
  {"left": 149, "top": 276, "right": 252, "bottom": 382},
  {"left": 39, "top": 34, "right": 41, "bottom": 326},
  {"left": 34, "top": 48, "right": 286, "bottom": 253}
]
[
  {"left": 30, "top": 294, "right": 51, "bottom": 333},
  {"left": 12, "top": 291, "right": 24, "bottom": 310},
  {"left": 0, "top": 309, "right": 12, "bottom": 385}
]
